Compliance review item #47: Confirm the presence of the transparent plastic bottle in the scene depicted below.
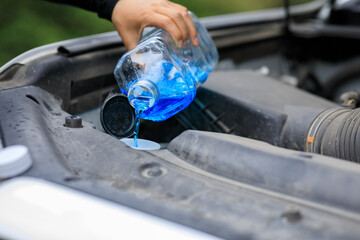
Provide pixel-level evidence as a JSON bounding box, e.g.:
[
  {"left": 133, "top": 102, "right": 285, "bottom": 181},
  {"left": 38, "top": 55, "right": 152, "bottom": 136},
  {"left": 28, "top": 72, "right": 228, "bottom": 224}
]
[{"left": 114, "top": 12, "right": 219, "bottom": 121}]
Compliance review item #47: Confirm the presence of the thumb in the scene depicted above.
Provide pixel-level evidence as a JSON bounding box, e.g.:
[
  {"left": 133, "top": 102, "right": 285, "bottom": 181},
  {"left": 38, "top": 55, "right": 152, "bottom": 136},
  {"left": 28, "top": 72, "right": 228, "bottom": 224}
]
[{"left": 121, "top": 29, "right": 141, "bottom": 50}]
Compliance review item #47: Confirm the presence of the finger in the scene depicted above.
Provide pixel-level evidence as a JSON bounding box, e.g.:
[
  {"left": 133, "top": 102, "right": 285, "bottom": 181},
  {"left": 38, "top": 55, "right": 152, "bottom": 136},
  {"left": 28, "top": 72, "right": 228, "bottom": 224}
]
[
  {"left": 120, "top": 29, "right": 141, "bottom": 50},
  {"left": 183, "top": 11, "right": 199, "bottom": 46},
  {"left": 155, "top": 7, "right": 189, "bottom": 42},
  {"left": 147, "top": 13, "right": 183, "bottom": 46},
  {"left": 168, "top": 2, "right": 199, "bottom": 46}
]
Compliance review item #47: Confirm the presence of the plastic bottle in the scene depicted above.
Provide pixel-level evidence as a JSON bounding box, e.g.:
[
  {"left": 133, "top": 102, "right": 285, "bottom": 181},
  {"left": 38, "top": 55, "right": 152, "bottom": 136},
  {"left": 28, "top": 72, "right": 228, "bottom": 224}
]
[{"left": 114, "top": 12, "right": 218, "bottom": 121}]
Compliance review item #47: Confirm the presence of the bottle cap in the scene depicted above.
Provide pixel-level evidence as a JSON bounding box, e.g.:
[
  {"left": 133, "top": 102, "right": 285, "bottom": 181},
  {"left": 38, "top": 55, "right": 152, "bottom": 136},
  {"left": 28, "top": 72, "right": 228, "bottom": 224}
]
[
  {"left": 100, "top": 90, "right": 136, "bottom": 138},
  {"left": 0, "top": 145, "right": 33, "bottom": 179}
]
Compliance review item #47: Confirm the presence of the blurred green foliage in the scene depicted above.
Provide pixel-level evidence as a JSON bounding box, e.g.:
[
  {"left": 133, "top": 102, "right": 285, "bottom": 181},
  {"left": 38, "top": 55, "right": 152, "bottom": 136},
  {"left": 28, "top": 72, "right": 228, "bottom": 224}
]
[{"left": 0, "top": 0, "right": 310, "bottom": 66}]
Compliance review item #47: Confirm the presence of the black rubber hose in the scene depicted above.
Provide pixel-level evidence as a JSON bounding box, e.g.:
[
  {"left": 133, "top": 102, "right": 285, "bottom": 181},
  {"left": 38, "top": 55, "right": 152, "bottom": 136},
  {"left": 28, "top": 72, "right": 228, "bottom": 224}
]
[{"left": 305, "top": 107, "right": 360, "bottom": 162}]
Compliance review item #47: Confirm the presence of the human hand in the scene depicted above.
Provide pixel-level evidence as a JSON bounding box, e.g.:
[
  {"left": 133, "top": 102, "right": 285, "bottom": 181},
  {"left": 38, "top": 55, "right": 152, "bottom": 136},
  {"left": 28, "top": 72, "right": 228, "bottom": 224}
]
[{"left": 111, "top": 0, "right": 199, "bottom": 50}]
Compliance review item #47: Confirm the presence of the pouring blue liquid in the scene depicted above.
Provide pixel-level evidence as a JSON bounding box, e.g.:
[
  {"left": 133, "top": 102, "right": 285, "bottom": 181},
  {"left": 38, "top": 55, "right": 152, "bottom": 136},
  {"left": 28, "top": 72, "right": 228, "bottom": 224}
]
[
  {"left": 133, "top": 109, "right": 142, "bottom": 148},
  {"left": 113, "top": 12, "right": 219, "bottom": 148}
]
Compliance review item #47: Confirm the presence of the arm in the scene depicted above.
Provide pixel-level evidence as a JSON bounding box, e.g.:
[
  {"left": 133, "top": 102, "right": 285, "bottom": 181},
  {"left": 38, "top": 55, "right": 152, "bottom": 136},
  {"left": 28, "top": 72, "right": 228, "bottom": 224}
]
[{"left": 45, "top": 0, "right": 118, "bottom": 20}]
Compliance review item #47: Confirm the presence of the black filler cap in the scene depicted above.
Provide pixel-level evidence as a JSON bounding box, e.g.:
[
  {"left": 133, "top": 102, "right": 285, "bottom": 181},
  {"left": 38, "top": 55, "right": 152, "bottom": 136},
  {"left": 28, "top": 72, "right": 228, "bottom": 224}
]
[{"left": 100, "top": 89, "right": 135, "bottom": 138}]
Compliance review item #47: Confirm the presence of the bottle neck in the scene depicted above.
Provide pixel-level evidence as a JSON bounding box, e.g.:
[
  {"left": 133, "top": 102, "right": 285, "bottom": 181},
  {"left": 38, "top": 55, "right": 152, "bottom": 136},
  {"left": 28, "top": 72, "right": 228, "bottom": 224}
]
[{"left": 127, "top": 80, "right": 159, "bottom": 111}]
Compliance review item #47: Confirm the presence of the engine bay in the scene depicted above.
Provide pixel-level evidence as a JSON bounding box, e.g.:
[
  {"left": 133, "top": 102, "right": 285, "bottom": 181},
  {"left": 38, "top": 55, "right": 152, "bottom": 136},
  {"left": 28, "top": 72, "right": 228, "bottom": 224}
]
[{"left": 1, "top": 1, "right": 360, "bottom": 238}]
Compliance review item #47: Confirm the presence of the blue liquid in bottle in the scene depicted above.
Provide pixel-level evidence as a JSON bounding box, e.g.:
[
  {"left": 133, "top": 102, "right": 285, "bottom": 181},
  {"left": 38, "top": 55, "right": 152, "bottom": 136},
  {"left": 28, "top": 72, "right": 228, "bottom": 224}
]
[{"left": 132, "top": 62, "right": 196, "bottom": 121}]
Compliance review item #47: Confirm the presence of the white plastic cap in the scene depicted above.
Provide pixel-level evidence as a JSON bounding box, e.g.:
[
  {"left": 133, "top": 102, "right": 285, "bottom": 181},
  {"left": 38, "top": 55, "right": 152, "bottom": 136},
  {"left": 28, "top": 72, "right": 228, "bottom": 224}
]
[
  {"left": 121, "top": 138, "right": 161, "bottom": 151},
  {"left": 0, "top": 145, "right": 33, "bottom": 179}
]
